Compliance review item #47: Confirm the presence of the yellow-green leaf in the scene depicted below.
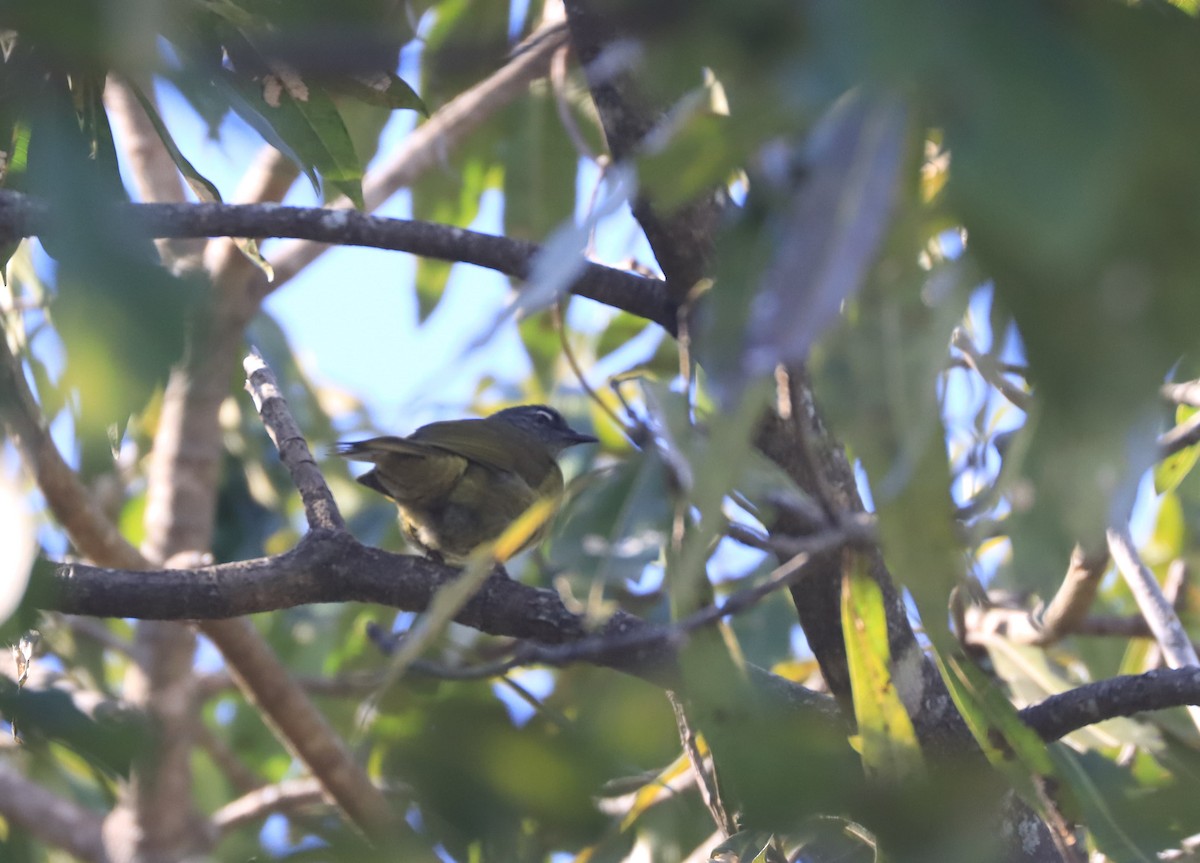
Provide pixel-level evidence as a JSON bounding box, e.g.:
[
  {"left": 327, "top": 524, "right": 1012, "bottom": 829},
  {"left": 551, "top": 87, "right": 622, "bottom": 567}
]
[
  {"left": 1155, "top": 405, "right": 1200, "bottom": 494},
  {"left": 841, "top": 556, "right": 924, "bottom": 783}
]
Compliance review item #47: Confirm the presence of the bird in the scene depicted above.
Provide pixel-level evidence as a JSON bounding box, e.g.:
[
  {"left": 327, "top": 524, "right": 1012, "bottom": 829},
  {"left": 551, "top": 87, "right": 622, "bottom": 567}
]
[{"left": 334, "top": 405, "right": 597, "bottom": 563}]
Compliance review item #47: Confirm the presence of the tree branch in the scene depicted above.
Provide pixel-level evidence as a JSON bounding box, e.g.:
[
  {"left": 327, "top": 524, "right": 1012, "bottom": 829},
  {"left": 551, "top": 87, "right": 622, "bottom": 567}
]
[
  {"left": 0, "top": 191, "right": 676, "bottom": 333},
  {"left": 243, "top": 350, "right": 345, "bottom": 531},
  {"left": 212, "top": 777, "right": 345, "bottom": 836},
  {"left": 964, "top": 546, "right": 1110, "bottom": 647},
  {"left": 1019, "top": 667, "right": 1200, "bottom": 743},
  {"left": 1107, "top": 524, "right": 1200, "bottom": 733}
]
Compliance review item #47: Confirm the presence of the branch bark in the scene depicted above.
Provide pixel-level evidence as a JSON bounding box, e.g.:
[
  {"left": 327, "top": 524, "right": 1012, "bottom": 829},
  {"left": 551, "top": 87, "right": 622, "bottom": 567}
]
[{"left": 0, "top": 191, "right": 676, "bottom": 333}]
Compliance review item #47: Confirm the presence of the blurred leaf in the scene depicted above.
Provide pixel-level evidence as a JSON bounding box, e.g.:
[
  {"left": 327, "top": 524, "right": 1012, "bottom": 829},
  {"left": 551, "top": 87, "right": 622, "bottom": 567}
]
[
  {"left": 20, "top": 74, "right": 200, "bottom": 458},
  {"left": 411, "top": 147, "right": 502, "bottom": 319},
  {"left": 597, "top": 312, "right": 652, "bottom": 360},
  {"left": 706, "top": 91, "right": 911, "bottom": 401},
  {"left": 727, "top": 587, "right": 798, "bottom": 671},
  {"left": 127, "top": 81, "right": 221, "bottom": 202},
  {"left": 421, "top": 0, "right": 510, "bottom": 110},
  {"left": 812, "top": 195, "right": 970, "bottom": 623},
  {"left": 1145, "top": 490, "right": 1185, "bottom": 566},
  {"left": 549, "top": 449, "right": 672, "bottom": 586},
  {"left": 747, "top": 91, "right": 909, "bottom": 378},
  {"left": 1049, "top": 749, "right": 1157, "bottom": 862},
  {"left": 382, "top": 685, "right": 610, "bottom": 849},
  {"left": 615, "top": 754, "right": 692, "bottom": 830},
  {"left": 709, "top": 830, "right": 774, "bottom": 863},
  {"left": 637, "top": 71, "right": 751, "bottom": 212},
  {"left": 0, "top": 677, "right": 144, "bottom": 778},
  {"left": 502, "top": 88, "right": 581, "bottom": 243},
  {"left": 892, "top": 1, "right": 1200, "bottom": 571},
  {"left": 504, "top": 164, "right": 636, "bottom": 325},
  {"left": 841, "top": 556, "right": 924, "bottom": 783},
  {"left": 0, "top": 469, "right": 36, "bottom": 628},
  {"left": 518, "top": 312, "right": 561, "bottom": 395}
]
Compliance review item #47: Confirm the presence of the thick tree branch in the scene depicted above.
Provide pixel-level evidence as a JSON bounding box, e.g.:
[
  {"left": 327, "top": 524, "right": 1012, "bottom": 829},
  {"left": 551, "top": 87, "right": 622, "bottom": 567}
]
[
  {"left": 42, "top": 530, "right": 813, "bottom": 697},
  {"left": 1019, "top": 667, "right": 1200, "bottom": 743},
  {"left": 0, "top": 191, "right": 676, "bottom": 333}
]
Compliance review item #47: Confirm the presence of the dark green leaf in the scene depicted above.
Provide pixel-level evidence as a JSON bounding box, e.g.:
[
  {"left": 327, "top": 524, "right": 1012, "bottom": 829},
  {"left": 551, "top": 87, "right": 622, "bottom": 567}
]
[{"left": 216, "top": 69, "right": 365, "bottom": 206}]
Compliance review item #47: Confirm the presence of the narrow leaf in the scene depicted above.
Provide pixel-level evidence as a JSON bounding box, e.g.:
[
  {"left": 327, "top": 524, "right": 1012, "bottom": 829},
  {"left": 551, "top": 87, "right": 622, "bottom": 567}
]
[{"left": 841, "top": 555, "right": 924, "bottom": 783}]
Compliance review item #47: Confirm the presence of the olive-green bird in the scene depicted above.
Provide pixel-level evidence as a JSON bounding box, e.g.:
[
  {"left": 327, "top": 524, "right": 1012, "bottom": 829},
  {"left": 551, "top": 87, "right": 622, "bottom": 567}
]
[{"left": 334, "top": 405, "right": 597, "bottom": 563}]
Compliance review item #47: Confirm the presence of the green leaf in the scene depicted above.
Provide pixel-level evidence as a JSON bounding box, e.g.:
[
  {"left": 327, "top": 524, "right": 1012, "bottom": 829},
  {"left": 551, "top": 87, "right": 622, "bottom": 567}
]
[
  {"left": 1049, "top": 749, "right": 1156, "bottom": 862},
  {"left": 501, "top": 89, "right": 580, "bottom": 243},
  {"left": 1155, "top": 405, "right": 1200, "bottom": 494},
  {"left": 127, "top": 82, "right": 222, "bottom": 203},
  {"left": 841, "top": 556, "right": 925, "bottom": 783},
  {"left": 517, "top": 312, "right": 561, "bottom": 394},
  {"left": 548, "top": 447, "right": 673, "bottom": 587},
  {"left": 332, "top": 71, "right": 427, "bottom": 114},
  {"left": 597, "top": 312, "right": 652, "bottom": 360},
  {"left": 0, "top": 677, "right": 144, "bottom": 778},
  {"left": 936, "top": 650, "right": 1072, "bottom": 830},
  {"left": 639, "top": 100, "right": 739, "bottom": 212},
  {"left": 217, "top": 69, "right": 365, "bottom": 207},
  {"left": 421, "top": 0, "right": 511, "bottom": 109},
  {"left": 411, "top": 148, "right": 501, "bottom": 319}
]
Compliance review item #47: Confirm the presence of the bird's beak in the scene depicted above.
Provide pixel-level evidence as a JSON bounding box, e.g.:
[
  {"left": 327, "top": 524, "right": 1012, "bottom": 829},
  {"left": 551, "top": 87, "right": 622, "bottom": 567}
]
[{"left": 570, "top": 430, "right": 599, "bottom": 446}]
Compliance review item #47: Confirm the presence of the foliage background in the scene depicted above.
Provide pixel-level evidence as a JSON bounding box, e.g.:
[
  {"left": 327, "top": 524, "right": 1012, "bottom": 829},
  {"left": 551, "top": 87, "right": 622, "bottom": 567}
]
[{"left": 2, "top": 1, "right": 1200, "bottom": 862}]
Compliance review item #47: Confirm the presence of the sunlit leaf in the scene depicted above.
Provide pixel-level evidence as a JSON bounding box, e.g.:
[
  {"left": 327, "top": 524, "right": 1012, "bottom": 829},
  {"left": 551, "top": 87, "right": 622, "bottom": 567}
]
[
  {"left": 1155, "top": 406, "right": 1200, "bottom": 495},
  {"left": 841, "top": 556, "right": 924, "bottom": 783}
]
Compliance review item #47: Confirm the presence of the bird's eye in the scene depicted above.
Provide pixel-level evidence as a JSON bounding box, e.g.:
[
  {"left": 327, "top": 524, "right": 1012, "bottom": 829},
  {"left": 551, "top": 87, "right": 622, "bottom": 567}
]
[{"left": 534, "top": 408, "right": 556, "bottom": 425}]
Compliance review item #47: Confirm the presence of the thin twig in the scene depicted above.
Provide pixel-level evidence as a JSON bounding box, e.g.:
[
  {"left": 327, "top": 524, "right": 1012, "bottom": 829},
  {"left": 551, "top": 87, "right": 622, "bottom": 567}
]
[
  {"left": 669, "top": 692, "right": 735, "bottom": 837},
  {"left": 0, "top": 761, "right": 110, "bottom": 863},
  {"left": 243, "top": 350, "right": 345, "bottom": 532},
  {"left": 950, "top": 328, "right": 1031, "bottom": 412},
  {"left": 213, "top": 777, "right": 331, "bottom": 835},
  {"left": 552, "top": 299, "right": 628, "bottom": 431}
]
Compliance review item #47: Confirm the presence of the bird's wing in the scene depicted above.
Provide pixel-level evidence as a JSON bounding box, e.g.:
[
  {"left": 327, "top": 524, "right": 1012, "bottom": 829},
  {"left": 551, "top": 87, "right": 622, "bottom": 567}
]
[
  {"left": 406, "top": 419, "right": 520, "bottom": 474},
  {"left": 336, "top": 435, "right": 468, "bottom": 504},
  {"left": 334, "top": 436, "right": 441, "bottom": 460}
]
